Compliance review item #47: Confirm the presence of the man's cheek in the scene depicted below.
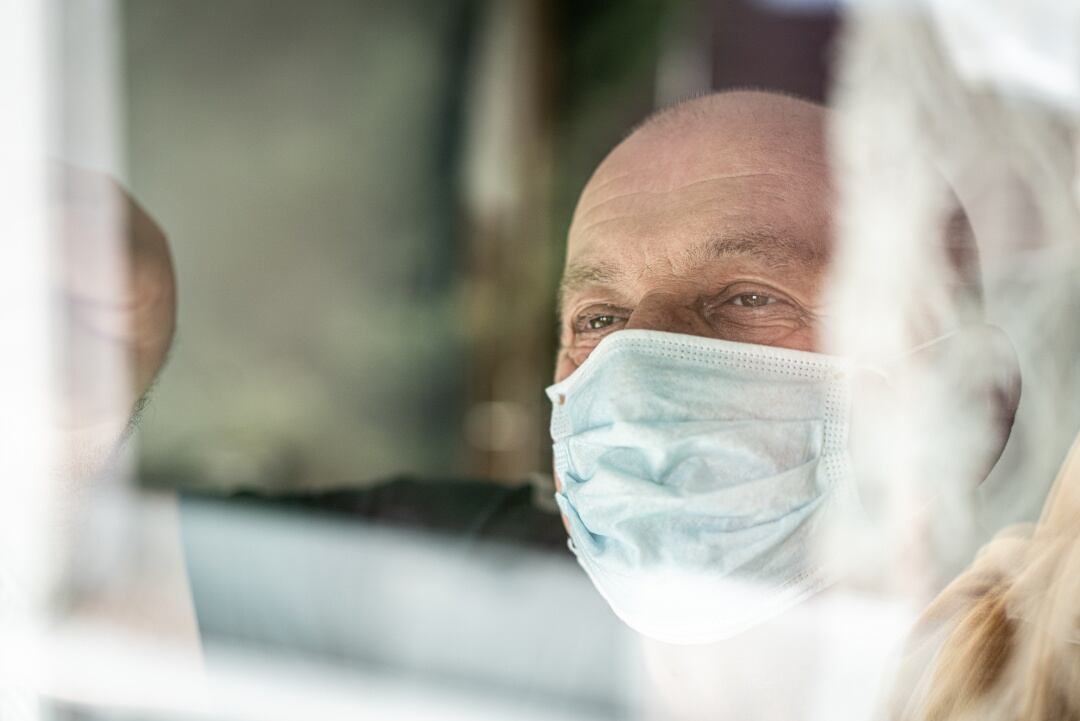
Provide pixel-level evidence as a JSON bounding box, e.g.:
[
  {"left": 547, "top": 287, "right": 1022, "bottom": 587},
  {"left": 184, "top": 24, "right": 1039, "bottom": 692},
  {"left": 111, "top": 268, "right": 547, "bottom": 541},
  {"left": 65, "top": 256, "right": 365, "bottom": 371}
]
[{"left": 554, "top": 351, "right": 579, "bottom": 383}]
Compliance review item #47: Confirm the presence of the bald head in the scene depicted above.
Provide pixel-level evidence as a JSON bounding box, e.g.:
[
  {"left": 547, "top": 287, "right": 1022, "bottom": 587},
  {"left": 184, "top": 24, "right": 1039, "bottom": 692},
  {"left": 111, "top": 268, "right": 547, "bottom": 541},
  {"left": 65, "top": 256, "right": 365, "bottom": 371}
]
[
  {"left": 556, "top": 91, "right": 835, "bottom": 380},
  {"left": 591, "top": 90, "right": 830, "bottom": 207}
]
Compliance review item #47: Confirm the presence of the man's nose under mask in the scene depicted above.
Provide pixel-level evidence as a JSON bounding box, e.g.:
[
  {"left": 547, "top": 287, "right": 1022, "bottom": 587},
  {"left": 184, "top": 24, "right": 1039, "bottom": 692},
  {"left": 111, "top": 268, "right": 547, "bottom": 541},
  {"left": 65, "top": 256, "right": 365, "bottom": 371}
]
[{"left": 545, "top": 329, "right": 864, "bottom": 645}]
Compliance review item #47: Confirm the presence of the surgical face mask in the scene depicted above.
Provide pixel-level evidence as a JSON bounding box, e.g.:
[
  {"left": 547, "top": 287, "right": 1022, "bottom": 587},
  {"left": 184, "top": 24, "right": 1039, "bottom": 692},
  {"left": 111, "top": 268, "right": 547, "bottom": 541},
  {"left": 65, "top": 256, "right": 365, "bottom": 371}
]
[{"left": 546, "top": 329, "right": 864, "bottom": 645}]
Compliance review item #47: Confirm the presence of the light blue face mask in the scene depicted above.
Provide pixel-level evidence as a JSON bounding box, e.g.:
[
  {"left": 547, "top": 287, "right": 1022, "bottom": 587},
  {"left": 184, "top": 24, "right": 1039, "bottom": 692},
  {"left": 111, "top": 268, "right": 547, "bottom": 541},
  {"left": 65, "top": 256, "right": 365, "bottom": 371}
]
[{"left": 546, "top": 329, "right": 863, "bottom": 644}]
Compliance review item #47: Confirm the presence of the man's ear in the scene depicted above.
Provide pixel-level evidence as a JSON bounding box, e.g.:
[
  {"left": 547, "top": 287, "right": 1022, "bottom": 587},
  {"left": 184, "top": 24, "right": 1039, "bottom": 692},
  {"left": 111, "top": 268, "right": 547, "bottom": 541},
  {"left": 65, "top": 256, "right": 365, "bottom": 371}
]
[
  {"left": 844, "top": 324, "right": 1021, "bottom": 592},
  {"left": 907, "top": 323, "right": 1021, "bottom": 486},
  {"left": 850, "top": 323, "right": 1021, "bottom": 507}
]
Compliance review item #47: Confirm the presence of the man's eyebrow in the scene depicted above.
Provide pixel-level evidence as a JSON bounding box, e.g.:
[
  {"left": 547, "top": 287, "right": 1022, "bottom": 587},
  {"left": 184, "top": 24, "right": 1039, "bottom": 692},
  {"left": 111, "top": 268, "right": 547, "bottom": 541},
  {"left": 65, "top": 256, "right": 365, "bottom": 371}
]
[
  {"left": 688, "top": 230, "right": 816, "bottom": 268},
  {"left": 557, "top": 260, "right": 624, "bottom": 315},
  {"left": 556, "top": 230, "right": 819, "bottom": 316}
]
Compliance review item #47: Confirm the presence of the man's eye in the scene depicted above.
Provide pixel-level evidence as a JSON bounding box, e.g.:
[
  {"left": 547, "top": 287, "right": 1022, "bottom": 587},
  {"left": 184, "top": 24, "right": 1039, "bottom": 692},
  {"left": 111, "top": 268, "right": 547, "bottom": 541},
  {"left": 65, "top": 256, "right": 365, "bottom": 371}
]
[
  {"left": 729, "top": 293, "right": 775, "bottom": 308},
  {"left": 571, "top": 307, "right": 629, "bottom": 336},
  {"left": 587, "top": 315, "right": 619, "bottom": 330}
]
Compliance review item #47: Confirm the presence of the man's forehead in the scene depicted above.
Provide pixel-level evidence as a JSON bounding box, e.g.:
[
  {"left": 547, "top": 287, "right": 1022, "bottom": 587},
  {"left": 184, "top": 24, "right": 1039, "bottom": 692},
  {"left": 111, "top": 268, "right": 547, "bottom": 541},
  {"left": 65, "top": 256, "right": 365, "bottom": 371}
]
[
  {"left": 564, "top": 169, "right": 830, "bottom": 276},
  {"left": 567, "top": 120, "right": 830, "bottom": 258},
  {"left": 557, "top": 92, "right": 833, "bottom": 310},
  {"left": 570, "top": 169, "right": 822, "bottom": 242},
  {"left": 575, "top": 154, "right": 819, "bottom": 235},
  {"left": 577, "top": 93, "right": 828, "bottom": 201}
]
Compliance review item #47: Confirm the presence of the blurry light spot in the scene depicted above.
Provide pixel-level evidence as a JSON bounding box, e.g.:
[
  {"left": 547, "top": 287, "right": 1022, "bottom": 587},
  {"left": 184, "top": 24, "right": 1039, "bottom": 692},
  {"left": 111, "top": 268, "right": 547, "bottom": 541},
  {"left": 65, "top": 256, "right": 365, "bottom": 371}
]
[{"left": 465, "top": 401, "right": 529, "bottom": 452}]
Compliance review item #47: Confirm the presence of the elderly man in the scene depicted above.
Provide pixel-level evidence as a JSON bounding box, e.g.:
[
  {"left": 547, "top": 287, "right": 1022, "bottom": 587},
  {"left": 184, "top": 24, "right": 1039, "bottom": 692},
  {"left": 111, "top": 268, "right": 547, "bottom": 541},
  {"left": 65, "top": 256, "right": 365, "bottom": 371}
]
[
  {"left": 543, "top": 89, "right": 1020, "bottom": 643},
  {"left": 78, "top": 90, "right": 1020, "bottom": 645}
]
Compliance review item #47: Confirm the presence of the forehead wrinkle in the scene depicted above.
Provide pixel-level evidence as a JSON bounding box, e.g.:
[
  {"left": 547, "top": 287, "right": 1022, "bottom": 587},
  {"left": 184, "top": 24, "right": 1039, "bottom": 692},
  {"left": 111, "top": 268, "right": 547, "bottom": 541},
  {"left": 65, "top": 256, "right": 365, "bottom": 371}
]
[
  {"left": 574, "top": 173, "right": 781, "bottom": 231},
  {"left": 637, "top": 253, "right": 680, "bottom": 283},
  {"left": 580, "top": 171, "right": 635, "bottom": 200}
]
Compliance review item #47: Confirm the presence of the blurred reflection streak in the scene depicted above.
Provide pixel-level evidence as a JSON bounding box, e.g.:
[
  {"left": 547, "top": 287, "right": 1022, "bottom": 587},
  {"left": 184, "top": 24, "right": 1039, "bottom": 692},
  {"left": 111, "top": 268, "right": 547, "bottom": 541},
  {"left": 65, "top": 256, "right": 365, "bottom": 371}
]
[
  {"left": 461, "top": 0, "right": 555, "bottom": 480},
  {"left": 927, "top": 0, "right": 1080, "bottom": 112},
  {"left": 826, "top": 2, "right": 1080, "bottom": 720},
  {"left": 40, "top": 629, "right": 608, "bottom": 721},
  {"left": 831, "top": 0, "right": 1080, "bottom": 593},
  {"left": 637, "top": 592, "right": 915, "bottom": 721},
  {"left": 178, "top": 494, "right": 639, "bottom": 720},
  {"left": 0, "top": 1, "right": 52, "bottom": 719}
]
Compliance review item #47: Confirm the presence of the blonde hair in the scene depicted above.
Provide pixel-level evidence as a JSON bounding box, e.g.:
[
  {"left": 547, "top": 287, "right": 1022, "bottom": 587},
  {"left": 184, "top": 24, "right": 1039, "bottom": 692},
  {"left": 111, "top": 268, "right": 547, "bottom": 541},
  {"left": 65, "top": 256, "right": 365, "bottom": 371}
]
[{"left": 893, "top": 438, "right": 1080, "bottom": 721}]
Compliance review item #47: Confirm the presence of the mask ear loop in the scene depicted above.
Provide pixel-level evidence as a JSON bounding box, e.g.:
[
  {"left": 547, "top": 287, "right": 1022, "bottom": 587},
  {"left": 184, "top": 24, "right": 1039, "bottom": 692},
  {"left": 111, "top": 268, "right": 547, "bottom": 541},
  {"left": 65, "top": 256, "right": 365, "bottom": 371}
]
[
  {"left": 846, "top": 330, "right": 967, "bottom": 522},
  {"left": 847, "top": 328, "right": 966, "bottom": 385}
]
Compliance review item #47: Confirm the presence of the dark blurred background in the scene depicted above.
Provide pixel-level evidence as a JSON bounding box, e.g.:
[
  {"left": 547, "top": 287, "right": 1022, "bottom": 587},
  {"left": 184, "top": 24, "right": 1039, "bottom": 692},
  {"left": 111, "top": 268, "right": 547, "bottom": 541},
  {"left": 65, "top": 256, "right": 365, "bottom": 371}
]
[{"left": 127, "top": 0, "right": 837, "bottom": 492}]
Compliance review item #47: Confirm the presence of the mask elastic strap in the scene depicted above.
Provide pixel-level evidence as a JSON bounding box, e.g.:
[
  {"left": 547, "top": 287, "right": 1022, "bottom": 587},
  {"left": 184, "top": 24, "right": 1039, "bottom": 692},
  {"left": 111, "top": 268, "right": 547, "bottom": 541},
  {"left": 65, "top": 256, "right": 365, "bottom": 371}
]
[
  {"left": 849, "top": 328, "right": 965, "bottom": 386},
  {"left": 900, "top": 328, "right": 964, "bottom": 357}
]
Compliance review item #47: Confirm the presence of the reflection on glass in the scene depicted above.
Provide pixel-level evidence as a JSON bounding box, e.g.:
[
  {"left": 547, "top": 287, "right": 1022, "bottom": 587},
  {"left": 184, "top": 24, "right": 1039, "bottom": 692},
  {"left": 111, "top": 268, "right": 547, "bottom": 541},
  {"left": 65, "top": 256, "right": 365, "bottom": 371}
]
[{"left": 6, "top": 1, "right": 1080, "bottom": 720}]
